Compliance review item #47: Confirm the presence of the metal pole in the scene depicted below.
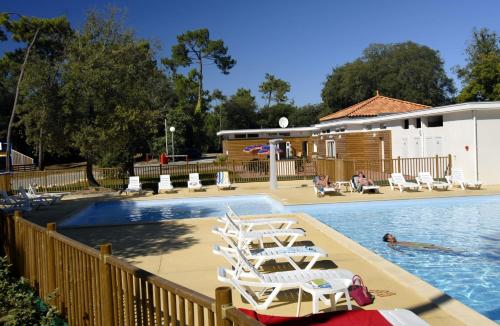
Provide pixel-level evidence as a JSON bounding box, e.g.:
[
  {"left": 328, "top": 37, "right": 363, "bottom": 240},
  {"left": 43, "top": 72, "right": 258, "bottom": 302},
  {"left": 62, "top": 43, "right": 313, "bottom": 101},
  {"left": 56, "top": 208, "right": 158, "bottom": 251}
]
[
  {"left": 269, "top": 139, "right": 283, "bottom": 190},
  {"left": 171, "top": 131, "right": 175, "bottom": 163},
  {"left": 164, "top": 119, "right": 169, "bottom": 156}
]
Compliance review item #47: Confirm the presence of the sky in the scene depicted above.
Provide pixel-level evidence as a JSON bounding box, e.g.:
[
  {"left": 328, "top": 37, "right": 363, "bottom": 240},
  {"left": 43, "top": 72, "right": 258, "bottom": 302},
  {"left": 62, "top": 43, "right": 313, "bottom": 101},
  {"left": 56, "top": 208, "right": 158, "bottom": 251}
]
[{"left": 2, "top": 0, "right": 500, "bottom": 106}]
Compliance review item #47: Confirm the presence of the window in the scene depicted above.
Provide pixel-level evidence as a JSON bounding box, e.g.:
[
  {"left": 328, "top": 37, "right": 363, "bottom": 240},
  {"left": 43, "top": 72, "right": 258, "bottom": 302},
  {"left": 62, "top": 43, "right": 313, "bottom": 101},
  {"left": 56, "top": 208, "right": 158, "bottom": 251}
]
[
  {"left": 427, "top": 115, "right": 443, "bottom": 128},
  {"left": 365, "top": 125, "right": 372, "bottom": 130},
  {"left": 247, "top": 133, "right": 259, "bottom": 138},
  {"left": 326, "top": 140, "right": 336, "bottom": 158},
  {"left": 403, "top": 119, "right": 409, "bottom": 129},
  {"left": 379, "top": 124, "right": 387, "bottom": 129},
  {"left": 234, "top": 134, "right": 246, "bottom": 139},
  {"left": 416, "top": 118, "right": 421, "bottom": 129}
]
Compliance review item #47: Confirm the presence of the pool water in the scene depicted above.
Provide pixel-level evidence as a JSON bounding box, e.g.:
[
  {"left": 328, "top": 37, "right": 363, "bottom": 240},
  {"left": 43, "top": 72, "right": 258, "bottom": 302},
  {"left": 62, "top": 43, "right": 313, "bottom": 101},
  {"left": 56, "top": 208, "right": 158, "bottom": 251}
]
[
  {"left": 60, "top": 195, "right": 285, "bottom": 227},
  {"left": 62, "top": 194, "right": 500, "bottom": 322}
]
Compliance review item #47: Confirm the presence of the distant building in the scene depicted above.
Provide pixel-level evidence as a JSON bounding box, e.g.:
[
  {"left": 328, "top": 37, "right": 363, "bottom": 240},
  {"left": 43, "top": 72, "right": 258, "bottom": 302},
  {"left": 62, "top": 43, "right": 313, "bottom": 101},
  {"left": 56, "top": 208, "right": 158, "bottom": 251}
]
[{"left": 218, "top": 94, "right": 500, "bottom": 184}]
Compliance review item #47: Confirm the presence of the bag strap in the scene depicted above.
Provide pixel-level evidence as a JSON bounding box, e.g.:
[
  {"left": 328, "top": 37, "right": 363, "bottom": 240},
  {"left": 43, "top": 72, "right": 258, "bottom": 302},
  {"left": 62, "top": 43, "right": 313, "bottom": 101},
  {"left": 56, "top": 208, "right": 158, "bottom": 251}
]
[{"left": 352, "top": 274, "right": 365, "bottom": 287}]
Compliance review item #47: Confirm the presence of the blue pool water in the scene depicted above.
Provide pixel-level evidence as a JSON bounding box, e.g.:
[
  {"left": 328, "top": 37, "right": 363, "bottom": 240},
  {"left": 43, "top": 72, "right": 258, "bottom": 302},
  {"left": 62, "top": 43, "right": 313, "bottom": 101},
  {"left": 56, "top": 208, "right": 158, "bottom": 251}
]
[
  {"left": 63, "top": 194, "right": 500, "bottom": 322},
  {"left": 60, "top": 195, "right": 285, "bottom": 227}
]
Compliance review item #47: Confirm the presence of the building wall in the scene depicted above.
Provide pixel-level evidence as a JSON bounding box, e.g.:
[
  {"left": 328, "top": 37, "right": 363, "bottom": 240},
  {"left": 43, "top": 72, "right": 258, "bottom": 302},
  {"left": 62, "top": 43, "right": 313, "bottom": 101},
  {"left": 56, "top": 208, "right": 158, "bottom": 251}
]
[
  {"left": 476, "top": 110, "right": 500, "bottom": 184},
  {"left": 314, "top": 130, "right": 392, "bottom": 161},
  {"left": 222, "top": 137, "right": 313, "bottom": 161}
]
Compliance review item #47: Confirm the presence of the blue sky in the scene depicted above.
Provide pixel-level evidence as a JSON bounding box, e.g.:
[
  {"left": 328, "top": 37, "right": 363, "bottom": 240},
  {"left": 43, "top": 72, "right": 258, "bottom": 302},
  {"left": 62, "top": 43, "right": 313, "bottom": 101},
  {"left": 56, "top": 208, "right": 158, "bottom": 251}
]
[{"left": 2, "top": 0, "right": 500, "bottom": 106}]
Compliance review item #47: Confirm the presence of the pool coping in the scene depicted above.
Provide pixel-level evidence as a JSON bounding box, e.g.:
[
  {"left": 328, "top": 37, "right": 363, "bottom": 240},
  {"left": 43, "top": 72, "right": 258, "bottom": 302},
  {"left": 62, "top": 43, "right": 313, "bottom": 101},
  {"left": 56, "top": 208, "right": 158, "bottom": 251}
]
[{"left": 297, "top": 212, "right": 497, "bottom": 325}]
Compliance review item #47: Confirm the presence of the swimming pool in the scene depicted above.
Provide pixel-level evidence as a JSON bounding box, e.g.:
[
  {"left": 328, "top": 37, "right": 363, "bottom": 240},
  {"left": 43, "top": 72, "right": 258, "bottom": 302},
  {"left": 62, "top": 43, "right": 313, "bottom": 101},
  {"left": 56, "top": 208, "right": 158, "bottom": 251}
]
[
  {"left": 63, "top": 194, "right": 499, "bottom": 322},
  {"left": 60, "top": 195, "right": 285, "bottom": 227}
]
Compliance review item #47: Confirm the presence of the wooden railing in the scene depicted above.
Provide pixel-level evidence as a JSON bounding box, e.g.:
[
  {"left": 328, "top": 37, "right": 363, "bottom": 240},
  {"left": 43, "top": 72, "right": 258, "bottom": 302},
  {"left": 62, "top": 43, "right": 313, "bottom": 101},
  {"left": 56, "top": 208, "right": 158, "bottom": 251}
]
[
  {"left": 0, "top": 211, "right": 263, "bottom": 326},
  {"left": 9, "top": 156, "right": 451, "bottom": 193}
]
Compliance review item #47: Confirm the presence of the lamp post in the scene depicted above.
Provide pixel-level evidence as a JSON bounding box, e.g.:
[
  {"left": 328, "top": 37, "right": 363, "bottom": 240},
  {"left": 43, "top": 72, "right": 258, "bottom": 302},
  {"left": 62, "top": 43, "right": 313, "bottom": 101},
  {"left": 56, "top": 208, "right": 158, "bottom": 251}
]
[
  {"left": 164, "top": 119, "right": 169, "bottom": 156},
  {"left": 170, "top": 126, "right": 176, "bottom": 163}
]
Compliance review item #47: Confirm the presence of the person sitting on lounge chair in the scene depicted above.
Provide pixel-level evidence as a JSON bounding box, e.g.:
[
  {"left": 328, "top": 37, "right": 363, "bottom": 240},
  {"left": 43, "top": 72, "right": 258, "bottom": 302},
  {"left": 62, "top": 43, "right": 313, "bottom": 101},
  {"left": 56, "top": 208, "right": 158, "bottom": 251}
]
[
  {"left": 352, "top": 171, "right": 374, "bottom": 192},
  {"left": 315, "top": 175, "right": 330, "bottom": 192}
]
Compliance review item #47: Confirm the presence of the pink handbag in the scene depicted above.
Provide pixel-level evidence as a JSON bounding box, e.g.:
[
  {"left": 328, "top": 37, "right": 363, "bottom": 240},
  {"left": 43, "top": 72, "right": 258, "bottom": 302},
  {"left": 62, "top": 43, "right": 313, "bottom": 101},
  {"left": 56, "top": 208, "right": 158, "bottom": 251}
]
[{"left": 349, "top": 275, "right": 374, "bottom": 306}]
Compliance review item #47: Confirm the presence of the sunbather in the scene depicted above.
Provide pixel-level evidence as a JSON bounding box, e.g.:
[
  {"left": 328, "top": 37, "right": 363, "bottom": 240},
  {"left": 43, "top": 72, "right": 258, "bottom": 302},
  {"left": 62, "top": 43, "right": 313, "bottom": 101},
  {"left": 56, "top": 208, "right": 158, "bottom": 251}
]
[
  {"left": 315, "top": 175, "right": 330, "bottom": 191},
  {"left": 352, "top": 171, "right": 374, "bottom": 192},
  {"left": 383, "top": 233, "right": 453, "bottom": 252}
]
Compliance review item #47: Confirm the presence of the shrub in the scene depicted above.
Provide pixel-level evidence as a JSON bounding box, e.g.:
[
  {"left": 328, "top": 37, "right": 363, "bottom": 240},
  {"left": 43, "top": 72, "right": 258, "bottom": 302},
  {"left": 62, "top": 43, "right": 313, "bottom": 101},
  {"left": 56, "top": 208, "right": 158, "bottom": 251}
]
[{"left": 0, "top": 257, "right": 65, "bottom": 326}]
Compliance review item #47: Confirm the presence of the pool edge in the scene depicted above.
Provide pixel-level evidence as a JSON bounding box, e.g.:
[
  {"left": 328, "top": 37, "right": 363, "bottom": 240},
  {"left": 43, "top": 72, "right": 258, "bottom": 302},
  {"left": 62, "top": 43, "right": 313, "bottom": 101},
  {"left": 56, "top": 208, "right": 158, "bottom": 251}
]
[{"left": 297, "top": 212, "right": 498, "bottom": 326}]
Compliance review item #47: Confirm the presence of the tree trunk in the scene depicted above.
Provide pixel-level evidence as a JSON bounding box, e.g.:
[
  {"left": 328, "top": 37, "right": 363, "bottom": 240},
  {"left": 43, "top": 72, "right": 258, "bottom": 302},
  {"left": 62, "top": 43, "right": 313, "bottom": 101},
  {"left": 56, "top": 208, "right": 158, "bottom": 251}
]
[
  {"left": 196, "top": 59, "right": 203, "bottom": 113},
  {"left": 86, "top": 159, "right": 100, "bottom": 187},
  {"left": 6, "top": 28, "right": 40, "bottom": 172},
  {"left": 267, "top": 92, "right": 272, "bottom": 107},
  {"left": 125, "top": 158, "right": 135, "bottom": 177},
  {"left": 38, "top": 128, "right": 44, "bottom": 170}
]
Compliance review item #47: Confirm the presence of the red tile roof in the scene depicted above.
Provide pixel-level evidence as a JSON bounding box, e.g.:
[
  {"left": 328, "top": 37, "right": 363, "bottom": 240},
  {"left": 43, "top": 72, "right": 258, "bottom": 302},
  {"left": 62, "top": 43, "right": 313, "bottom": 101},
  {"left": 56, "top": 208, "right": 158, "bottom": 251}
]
[{"left": 319, "top": 93, "right": 430, "bottom": 122}]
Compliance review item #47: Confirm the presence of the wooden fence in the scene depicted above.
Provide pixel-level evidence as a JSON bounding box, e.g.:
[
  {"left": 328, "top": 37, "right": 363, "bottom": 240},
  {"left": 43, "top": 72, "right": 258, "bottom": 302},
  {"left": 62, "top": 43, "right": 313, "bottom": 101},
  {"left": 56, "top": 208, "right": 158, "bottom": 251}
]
[
  {"left": 8, "top": 156, "right": 451, "bottom": 193},
  {"left": 0, "top": 211, "right": 263, "bottom": 326}
]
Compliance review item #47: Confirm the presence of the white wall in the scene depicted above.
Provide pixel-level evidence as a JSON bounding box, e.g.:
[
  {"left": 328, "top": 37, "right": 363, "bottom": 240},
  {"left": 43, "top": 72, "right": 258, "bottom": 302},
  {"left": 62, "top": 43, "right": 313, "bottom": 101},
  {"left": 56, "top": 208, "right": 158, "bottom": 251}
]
[{"left": 476, "top": 110, "right": 500, "bottom": 184}]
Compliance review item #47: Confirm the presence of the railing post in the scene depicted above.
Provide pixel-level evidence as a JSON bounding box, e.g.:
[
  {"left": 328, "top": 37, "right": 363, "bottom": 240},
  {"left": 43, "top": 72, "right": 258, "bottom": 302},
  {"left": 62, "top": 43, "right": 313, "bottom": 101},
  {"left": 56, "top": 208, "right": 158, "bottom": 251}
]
[
  {"left": 448, "top": 153, "right": 452, "bottom": 175},
  {"left": 99, "top": 244, "right": 114, "bottom": 326},
  {"left": 215, "top": 286, "right": 232, "bottom": 326},
  {"left": 46, "top": 223, "right": 57, "bottom": 298},
  {"left": 397, "top": 156, "right": 401, "bottom": 173},
  {"left": 435, "top": 155, "right": 439, "bottom": 178}
]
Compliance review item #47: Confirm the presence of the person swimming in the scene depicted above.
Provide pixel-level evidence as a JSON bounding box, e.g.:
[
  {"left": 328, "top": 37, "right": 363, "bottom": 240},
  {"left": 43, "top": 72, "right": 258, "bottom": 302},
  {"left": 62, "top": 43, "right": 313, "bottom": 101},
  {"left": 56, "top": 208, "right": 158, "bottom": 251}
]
[{"left": 383, "top": 233, "right": 454, "bottom": 252}]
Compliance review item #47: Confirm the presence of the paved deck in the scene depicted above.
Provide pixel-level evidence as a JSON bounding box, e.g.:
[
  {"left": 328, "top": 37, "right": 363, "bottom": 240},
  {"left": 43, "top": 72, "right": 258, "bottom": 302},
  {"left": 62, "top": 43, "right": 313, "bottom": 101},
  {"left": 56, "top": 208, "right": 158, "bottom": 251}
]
[{"left": 24, "top": 181, "right": 500, "bottom": 325}]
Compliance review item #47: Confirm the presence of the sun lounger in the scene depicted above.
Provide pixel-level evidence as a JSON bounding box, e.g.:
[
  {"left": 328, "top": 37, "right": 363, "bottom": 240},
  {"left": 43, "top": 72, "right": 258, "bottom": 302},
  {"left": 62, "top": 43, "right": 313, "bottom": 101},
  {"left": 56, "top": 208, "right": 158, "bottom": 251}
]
[
  {"left": 350, "top": 179, "right": 380, "bottom": 194},
  {"left": 158, "top": 175, "right": 175, "bottom": 193},
  {"left": 445, "top": 168, "right": 482, "bottom": 190},
  {"left": 313, "top": 176, "right": 339, "bottom": 197},
  {"left": 216, "top": 171, "right": 232, "bottom": 190},
  {"left": 388, "top": 173, "right": 420, "bottom": 192},
  {"left": 217, "top": 247, "right": 354, "bottom": 310},
  {"left": 187, "top": 173, "right": 203, "bottom": 191},
  {"left": 416, "top": 172, "right": 449, "bottom": 191},
  {"left": 124, "top": 176, "right": 142, "bottom": 194},
  {"left": 0, "top": 190, "right": 32, "bottom": 212},
  {"left": 239, "top": 308, "right": 430, "bottom": 326},
  {"left": 214, "top": 243, "right": 327, "bottom": 271},
  {"left": 28, "top": 184, "right": 66, "bottom": 204},
  {"left": 221, "top": 205, "right": 297, "bottom": 231},
  {"left": 17, "top": 187, "right": 50, "bottom": 207}
]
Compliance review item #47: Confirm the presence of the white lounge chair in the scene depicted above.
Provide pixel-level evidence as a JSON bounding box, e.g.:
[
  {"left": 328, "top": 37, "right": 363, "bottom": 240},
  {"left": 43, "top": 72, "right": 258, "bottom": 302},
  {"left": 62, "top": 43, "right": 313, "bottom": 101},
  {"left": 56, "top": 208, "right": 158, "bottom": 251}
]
[
  {"left": 158, "top": 175, "right": 175, "bottom": 193},
  {"left": 0, "top": 190, "right": 32, "bottom": 212},
  {"left": 213, "top": 213, "right": 305, "bottom": 250},
  {"left": 17, "top": 187, "right": 50, "bottom": 207},
  {"left": 28, "top": 184, "right": 66, "bottom": 204},
  {"left": 217, "top": 247, "right": 354, "bottom": 310},
  {"left": 216, "top": 171, "right": 232, "bottom": 190},
  {"left": 187, "top": 173, "right": 203, "bottom": 191},
  {"left": 416, "top": 172, "right": 449, "bottom": 191},
  {"left": 214, "top": 243, "right": 327, "bottom": 271},
  {"left": 388, "top": 173, "right": 420, "bottom": 192},
  {"left": 221, "top": 205, "right": 297, "bottom": 231},
  {"left": 124, "top": 176, "right": 142, "bottom": 194},
  {"left": 445, "top": 168, "right": 482, "bottom": 190},
  {"left": 312, "top": 176, "right": 339, "bottom": 197},
  {"left": 350, "top": 179, "right": 380, "bottom": 194}
]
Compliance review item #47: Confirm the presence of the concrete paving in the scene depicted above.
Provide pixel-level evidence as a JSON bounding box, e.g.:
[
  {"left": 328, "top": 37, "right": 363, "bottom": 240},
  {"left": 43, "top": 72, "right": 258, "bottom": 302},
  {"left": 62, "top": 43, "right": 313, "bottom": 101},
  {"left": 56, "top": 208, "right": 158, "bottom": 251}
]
[{"left": 23, "top": 181, "right": 500, "bottom": 325}]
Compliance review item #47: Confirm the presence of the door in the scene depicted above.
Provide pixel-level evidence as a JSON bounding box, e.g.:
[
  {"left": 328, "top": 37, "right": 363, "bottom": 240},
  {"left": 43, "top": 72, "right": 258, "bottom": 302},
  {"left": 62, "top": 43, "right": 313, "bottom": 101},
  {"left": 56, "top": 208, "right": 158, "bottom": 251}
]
[
  {"left": 401, "top": 137, "right": 408, "bottom": 158},
  {"left": 425, "top": 137, "right": 433, "bottom": 157},
  {"left": 326, "top": 140, "right": 336, "bottom": 158},
  {"left": 302, "top": 141, "right": 308, "bottom": 158},
  {"left": 285, "top": 142, "right": 292, "bottom": 158},
  {"left": 413, "top": 137, "right": 421, "bottom": 157},
  {"left": 434, "top": 137, "right": 442, "bottom": 156}
]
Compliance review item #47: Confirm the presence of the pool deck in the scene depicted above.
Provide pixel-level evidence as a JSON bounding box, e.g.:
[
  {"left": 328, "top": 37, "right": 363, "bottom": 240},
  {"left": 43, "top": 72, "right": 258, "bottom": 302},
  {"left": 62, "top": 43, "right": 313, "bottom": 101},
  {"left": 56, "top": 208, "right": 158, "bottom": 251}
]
[{"left": 24, "top": 181, "right": 500, "bottom": 325}]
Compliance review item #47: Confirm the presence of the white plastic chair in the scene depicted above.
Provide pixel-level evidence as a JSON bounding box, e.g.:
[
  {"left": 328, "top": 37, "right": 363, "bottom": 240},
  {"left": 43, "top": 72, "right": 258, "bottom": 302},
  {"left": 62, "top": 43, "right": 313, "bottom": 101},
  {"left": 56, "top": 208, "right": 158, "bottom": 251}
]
[
  {"left": 416, "top": 172, "right": 449, "bottom": 191},
  {"left": 125, "top": 176, "right": 142, "bottom": 194},
  {"left": 446, "top": 168, "right": 482, "bottom": 190},
  {"left": 216, "top": 171, "right": 232, "bottom": 190},
  {"left": 216, "top": 247, "right": 354, "bottom": 310},
  {"left": 158, "top": 175, "right": 175, "bottom": 193},
  {"left": 388, "top": 173, "right": 420, "bottom": 192},
  {"left": 187, "top": 173, "right": 203, "bottom": 191}
]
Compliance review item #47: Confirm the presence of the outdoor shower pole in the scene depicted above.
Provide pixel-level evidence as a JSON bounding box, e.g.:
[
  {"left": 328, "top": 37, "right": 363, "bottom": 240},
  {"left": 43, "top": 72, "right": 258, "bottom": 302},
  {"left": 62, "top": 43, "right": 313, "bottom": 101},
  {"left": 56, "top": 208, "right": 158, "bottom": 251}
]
[
  {"left": 269, "top": 139, "right": 283, "bottom": 190},
  {"left": 164, "top": 119, "right": 169, "bottom": 156}
]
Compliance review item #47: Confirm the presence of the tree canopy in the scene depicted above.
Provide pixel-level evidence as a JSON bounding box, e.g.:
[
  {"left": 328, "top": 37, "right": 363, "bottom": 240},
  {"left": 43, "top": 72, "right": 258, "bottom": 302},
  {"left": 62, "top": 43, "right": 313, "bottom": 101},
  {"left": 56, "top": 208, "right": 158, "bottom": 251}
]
[
  {"left": 258, "top": 73, "right": 291, "bottom": 107},
  {"left": 455, "top": 28, "right": 500, "bottom": 102},
  {"left": 321, "top": 42, "right": 456, "bottom": 112}
]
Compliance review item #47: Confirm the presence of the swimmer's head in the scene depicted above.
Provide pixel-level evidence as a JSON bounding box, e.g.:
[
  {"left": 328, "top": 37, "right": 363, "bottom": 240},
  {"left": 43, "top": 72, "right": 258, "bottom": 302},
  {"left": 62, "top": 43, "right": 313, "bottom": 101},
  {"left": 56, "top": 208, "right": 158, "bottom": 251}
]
[{"left": 383, "top": 233, "right": 396, "bottom": 243}]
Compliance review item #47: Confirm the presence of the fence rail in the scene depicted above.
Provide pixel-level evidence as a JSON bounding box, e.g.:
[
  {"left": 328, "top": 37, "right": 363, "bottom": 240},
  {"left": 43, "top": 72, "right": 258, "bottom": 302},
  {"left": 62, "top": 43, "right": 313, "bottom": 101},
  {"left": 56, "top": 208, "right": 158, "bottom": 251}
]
[
  {"left": 8, "top": 156, "right": 451, "bottom": 193},
  {"left": 0, "top": 211, "right": 263, "bottom": 326}
]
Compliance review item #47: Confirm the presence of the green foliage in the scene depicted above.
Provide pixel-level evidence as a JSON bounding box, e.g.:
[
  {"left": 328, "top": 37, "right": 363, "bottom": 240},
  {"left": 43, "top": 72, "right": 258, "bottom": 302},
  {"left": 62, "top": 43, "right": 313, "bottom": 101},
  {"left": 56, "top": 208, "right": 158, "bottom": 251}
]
[
  {"left": 61, "top": 8, "right": 165, "bottom": 173},
  {"left": 258, "top": 103, "right": 296, "bottom": 128},
  {"left": 321, "top": 42, "right": 456, "bottom": 112},
  {"left": 455, "top": 28, "right": 500, "bottom": 102},
  {"left": 258, "top": 73, "right": 291, "bottom": 107},
  {"left": 167, "top": 28, "right": 236, "bottom": 113},
  {"left": 0, "top": 256, "right": 64, "bottom": 326},
  {"left": 289, "top": 104, "right": 327, "bottom": 126},
  {"left": 221, "top": 88, "right": 258, "bottom": 129}
]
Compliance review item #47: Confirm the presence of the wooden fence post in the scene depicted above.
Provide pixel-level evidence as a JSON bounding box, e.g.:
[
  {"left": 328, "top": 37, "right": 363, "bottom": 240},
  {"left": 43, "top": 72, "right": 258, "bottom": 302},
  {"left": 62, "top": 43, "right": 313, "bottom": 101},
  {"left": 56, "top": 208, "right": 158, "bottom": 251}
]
[
  {"left": 215, "top": 286, "right": 232, "bottom": 326},
  {"left": 99, "top": 244, "right": 114, "bottom": 326},
  {"left": 448, "top": 154, "right": 452, "bottom": 175},
  {"left": 435, "top": 155, "right": 439, "bottom": 178},
  {"left": 397, "top": 156, "right": 401, "bottom": 173},
  {"left": 46, "top": 223, "right": 57, "bottom": 298}
]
